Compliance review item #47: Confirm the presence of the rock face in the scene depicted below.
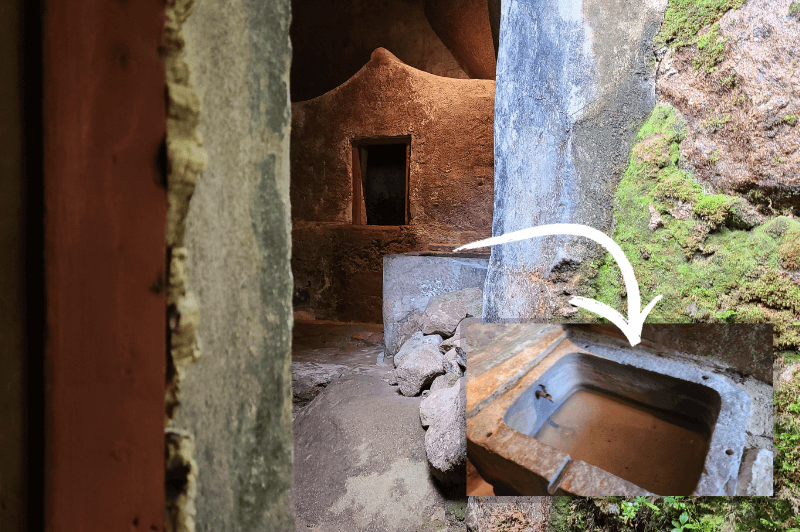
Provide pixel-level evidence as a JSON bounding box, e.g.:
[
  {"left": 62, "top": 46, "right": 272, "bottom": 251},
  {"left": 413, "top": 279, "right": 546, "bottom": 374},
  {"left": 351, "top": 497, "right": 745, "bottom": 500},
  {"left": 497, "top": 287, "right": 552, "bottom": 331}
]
[
  {"left": 419, "top": 377, "right": 467, "bottom": 486},
  {"left": 293, "top": 374, "right": 449, "bottom": 531},
  {"left": 485, "top": 0, "right": 666, "bottom": 320},
  {"left": 394, "top": 331, "right": 443, "bottom": 368},
  {"left": 291, "top": 362, "right": 348, "bottom": 407},
  {"left": 657, "top": 0, "right": 800, "bottom": 212},
  {"left": 736, "top": 448, "right": 773, "bottom": 496},
  {"left": 395, "top": 344, "right": 445, "bottom": 397}
]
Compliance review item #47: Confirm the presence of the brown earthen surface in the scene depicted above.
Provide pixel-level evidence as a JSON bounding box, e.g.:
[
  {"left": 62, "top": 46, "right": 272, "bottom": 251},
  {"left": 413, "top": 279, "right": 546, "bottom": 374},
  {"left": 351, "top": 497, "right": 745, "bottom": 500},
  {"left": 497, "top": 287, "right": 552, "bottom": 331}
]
[
  {"left": 425, "top": 0, "right": 497, "bottom": 79},
  {"left": 290, "top": 0, "right": 468, "bottom": 102}
]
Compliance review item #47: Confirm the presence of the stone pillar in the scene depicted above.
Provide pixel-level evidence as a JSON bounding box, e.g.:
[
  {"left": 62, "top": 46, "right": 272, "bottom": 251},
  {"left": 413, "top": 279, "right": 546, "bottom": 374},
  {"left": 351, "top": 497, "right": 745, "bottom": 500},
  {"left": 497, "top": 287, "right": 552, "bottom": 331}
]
[
  {"left": 171, "top": 0, "right": 295, "bottom": 530},
  {"left": 484, "top": 0, "right": 665, "bottom": 321}
]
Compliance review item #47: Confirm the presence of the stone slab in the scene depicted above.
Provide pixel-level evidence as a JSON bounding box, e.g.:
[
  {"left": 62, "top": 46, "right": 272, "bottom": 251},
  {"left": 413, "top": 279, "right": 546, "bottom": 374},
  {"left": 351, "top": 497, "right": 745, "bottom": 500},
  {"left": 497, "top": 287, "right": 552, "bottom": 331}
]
[{"left": 383, "top": 252, "right": 488, "bottom": 355}]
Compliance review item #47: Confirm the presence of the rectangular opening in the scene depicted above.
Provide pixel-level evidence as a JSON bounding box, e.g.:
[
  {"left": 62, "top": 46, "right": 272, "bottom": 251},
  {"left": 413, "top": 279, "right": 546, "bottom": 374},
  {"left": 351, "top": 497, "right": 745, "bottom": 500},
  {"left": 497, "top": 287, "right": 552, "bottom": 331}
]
[
  {"left": 352, "top": 137, "right": 410, "bottom": 225},
  {"left": 504, "top": 352, "right": 721, "bottom": 495}
]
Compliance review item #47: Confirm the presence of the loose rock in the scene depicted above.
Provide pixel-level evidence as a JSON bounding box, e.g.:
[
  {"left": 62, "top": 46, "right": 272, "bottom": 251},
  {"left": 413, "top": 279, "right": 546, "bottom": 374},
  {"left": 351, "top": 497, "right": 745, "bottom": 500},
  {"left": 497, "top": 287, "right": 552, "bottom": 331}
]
[
  {"left": 419, "top": 377, "right": 466, "bottom": 486},
  {"left": 395, "top": 344, "right": 445, "bottom": 397},
  {"left": 394, "top": 331, "right": 443, "bottom": 368},
  {"left": 421, "top": 299, "right": 467, "bottom": 337}
]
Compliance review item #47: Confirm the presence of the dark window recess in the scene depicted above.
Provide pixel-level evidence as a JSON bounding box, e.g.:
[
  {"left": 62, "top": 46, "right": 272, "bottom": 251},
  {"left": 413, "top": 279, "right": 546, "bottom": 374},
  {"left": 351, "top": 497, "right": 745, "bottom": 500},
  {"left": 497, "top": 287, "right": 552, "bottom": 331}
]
[{"left": 361, "top": 144, "right": 407, "bottom": 225}]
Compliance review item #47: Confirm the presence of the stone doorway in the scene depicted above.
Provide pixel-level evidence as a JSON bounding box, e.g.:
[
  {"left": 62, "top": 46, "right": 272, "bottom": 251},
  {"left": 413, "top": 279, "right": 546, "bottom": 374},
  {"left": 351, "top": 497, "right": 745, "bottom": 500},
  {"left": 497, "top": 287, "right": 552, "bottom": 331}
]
[{"left": 352, "top": 138, "right": 410, "bottom": 226}]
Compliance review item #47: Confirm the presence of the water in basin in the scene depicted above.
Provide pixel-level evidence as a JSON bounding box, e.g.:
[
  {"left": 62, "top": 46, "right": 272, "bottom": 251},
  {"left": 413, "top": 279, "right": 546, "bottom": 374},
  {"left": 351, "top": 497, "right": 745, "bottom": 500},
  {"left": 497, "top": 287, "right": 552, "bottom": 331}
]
[{"left": 534, "top": 386, "right": 710, "bottom": 495}]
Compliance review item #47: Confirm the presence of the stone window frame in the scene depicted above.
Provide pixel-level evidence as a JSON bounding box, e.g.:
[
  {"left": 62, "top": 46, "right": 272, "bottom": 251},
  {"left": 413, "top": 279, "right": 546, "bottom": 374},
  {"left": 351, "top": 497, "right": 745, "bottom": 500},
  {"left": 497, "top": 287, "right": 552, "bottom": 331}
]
[{"left": 351, "top": 135, "right": 411, "bottom": 225}]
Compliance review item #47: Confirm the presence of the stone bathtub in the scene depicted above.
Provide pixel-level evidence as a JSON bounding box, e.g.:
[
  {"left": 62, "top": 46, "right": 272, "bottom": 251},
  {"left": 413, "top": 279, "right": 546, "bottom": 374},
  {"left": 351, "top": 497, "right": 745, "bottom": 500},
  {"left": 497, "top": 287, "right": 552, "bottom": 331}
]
[{"left": 466, "top": 324, "right": 751, "bottom": 496}]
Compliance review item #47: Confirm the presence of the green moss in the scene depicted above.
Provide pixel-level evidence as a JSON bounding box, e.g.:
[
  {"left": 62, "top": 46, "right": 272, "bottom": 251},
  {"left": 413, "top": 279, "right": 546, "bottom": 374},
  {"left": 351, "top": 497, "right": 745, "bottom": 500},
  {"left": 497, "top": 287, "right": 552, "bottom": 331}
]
[
  {"left": 779, "top": 228, "right": 800, "bottom": 269},
  {"left": 748, "top": 269, "right": 800, "bottom": 314},
  {"left": 582, "top": 103, "right": 800, "bottom": 352},
  {"left": 695, "top": 194, "right": 735, "bottom": 225},
  {"left": 653, "top": 167, "right": 703, "bottom": 203},
  {"left": 791, "top": 1, "right": 800, "bottom": 20},
  {"left": 547, "top": 497, "right": 580, "bottom": 532},
  {"left": 693, "top": 22, "right": 728, "bottom": 72},
  {"left": 445, "top": 501, "right": 466, "bottom": 521},
  {"left": 786, "top": 115, "right": 798, "bottom": 126},
  {"left": 775, "top": 366, "right": 800, "bottom": 509},
  {"left": 657, "top": 0, "right": 743, "bottom": 48}
]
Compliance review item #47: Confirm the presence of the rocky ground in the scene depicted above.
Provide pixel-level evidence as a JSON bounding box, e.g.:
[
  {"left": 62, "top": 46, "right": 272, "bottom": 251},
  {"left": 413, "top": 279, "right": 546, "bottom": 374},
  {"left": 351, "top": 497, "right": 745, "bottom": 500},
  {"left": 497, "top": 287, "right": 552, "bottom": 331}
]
[
  {"left": 291, "top": 321, "right": 467, "bottom": 532},
  {"left": 465, "top": 497, "right": 550, "bottom": 532}
]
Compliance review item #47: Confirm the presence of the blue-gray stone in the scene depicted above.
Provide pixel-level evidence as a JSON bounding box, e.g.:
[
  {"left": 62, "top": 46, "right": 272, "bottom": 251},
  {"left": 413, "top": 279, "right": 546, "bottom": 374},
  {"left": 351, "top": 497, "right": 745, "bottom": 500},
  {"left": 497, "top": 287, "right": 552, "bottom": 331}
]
[{"left": 485, "top": 0, "right": 665, "bottom": 321}]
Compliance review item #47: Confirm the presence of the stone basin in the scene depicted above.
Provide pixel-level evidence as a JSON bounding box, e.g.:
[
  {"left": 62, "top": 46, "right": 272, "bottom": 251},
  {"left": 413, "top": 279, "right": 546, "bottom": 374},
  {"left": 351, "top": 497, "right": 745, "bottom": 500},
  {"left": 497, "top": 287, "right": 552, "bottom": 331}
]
[{"left": 466, "top": 324, "right": 751, "bottom": 496}]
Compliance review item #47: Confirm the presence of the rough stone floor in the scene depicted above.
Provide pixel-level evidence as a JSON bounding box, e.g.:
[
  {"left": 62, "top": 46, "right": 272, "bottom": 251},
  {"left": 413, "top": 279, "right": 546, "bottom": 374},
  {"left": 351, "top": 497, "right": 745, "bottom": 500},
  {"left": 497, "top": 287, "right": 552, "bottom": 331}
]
[{"left": 291, "top": 320, "right": 468, "bottom": 532}]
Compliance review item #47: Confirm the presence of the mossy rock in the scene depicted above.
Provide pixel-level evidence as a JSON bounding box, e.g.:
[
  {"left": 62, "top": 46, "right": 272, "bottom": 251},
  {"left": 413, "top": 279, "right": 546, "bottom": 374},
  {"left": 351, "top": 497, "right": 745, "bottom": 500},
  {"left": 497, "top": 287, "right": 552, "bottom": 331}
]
[{"left": 582, "top": 103, "right": 800, "bottom": 352}]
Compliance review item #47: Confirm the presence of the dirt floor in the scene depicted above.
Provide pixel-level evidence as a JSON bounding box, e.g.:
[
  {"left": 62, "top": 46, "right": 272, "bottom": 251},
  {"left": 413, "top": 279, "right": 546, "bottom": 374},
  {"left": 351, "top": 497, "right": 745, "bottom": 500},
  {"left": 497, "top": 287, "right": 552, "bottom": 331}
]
[{"left": 291, "top": 320, "right": 468, "bottom": 532}]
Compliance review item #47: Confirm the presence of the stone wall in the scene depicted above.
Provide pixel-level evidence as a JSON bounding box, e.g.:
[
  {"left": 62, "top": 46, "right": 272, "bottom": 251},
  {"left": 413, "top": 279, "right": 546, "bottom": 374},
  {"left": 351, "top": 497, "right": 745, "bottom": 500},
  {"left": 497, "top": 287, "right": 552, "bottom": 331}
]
[
  {"left": 169, "top": 0, "right": 295, "bottom": 530},
  {"left": 292, "top": 48, "right": 495, "bottom": 322},
  {"left": 290, "top": 0, "right": 475, "bottom": 102}
]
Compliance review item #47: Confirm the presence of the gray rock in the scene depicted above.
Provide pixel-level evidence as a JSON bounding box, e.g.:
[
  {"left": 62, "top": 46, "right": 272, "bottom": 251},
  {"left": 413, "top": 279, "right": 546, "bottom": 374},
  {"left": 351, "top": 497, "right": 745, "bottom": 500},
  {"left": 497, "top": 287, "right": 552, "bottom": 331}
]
[
  {"left": 648, "top": 204, "right": 664, "bottom": 231},
  {"left": 395, "top": 344, "right": 445, "bottom": 397},
  {"left": 420, "top": 377, "right": 466, "bottom": 486},
  {"left": 293, "top": 373, "right": 449, "bottom": 531},
  {"left": 394, "top": 331, "right": 443, "bottom": 368},
  {"left": 460, "top": 287, "right": 484, "bottom": 318},
  {"left": 779, "top": 361, "right": 800, "bottom": 387},
  {"left": 430, "top": 372, "right": 460, "bottom": 393},
  {"left": 386, "top": 370, "right": 398, "bottom": 386},
  {"left": 484, "top": 0, "right": 664, "bottom": 321},
  {"left": 393, "top": 313, "right": 423, "bottom": 357},
  {"left": 736, "top": 448, "right": 773, "bottom": 496},
  {"left": 742, "top": 377, "right": 773, "bottom": 439},
  {"left": 727, "top": 199, "right": 764, "bottom": 230},
  {"left": 443, "top": 347, "right": 465, "bottom": 376},
  {"left": 439, "top": 318, "right": 468, "bottom": 352},
  {"left": 421, "top": 297, "right": 467, "bottom": 337},
  {"left": 291, "top": 362, "right": 348, "bottom": 406},
  {"left": 383, "top": 255, "right": 488, "bottom": 355}
]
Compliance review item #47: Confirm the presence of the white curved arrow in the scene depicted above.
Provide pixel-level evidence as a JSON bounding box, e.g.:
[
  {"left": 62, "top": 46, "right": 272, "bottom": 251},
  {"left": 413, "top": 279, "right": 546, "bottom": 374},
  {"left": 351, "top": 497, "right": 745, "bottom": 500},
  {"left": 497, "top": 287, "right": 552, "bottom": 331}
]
[{"left": 454, "top": 223, "right": 662, "bottom": 346}]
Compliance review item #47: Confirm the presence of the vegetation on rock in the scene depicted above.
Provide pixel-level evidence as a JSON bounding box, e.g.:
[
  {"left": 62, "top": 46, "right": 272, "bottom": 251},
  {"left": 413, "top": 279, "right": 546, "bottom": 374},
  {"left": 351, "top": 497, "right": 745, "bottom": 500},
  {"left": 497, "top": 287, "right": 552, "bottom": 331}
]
[
  {"left": 657, "top": 0, "right": 743, "bottom": 48},
  {"left": 546, "top": 496, "right": 798, "bottom": 532},
  {"left": 579, "top": 104, "right": 800, "bottom": 351},
  {"left": 577, "top": 103, "right": 800, "bottom": 506}
]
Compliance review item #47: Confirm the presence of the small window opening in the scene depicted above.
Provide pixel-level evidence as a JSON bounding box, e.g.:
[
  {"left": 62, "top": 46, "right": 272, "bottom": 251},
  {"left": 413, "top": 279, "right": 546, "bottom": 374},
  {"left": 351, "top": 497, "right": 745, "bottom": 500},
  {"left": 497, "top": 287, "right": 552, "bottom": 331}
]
[{"left": 352, "top": 138, "right": 409, "bottom": 225}]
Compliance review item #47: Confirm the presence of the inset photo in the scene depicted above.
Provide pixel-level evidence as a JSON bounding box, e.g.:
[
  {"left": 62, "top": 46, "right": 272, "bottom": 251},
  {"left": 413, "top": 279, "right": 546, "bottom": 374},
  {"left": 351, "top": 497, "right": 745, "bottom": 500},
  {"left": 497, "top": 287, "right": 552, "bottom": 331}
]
[{"left": 465, "top": 323, "right": 773, "bottom": 497}]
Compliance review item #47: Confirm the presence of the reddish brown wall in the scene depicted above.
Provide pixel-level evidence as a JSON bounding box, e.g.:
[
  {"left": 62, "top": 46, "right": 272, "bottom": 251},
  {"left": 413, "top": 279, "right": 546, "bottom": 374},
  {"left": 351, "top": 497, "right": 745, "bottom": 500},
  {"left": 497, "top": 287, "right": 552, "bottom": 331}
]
[
  {"left": 43, "top": 0, "right": 167, "bottom": 529},
  {"left": 425, "top": 0, "right": 496, "bottom": 80},
  {"left": 291, "top": 48, "right": 494, "bottom": 322},
  {"left": 291, "top": 0, "right": 468, "bottom": 101},
  {"left": 0, "top": 0, "right": 26, "bottom": 526}
]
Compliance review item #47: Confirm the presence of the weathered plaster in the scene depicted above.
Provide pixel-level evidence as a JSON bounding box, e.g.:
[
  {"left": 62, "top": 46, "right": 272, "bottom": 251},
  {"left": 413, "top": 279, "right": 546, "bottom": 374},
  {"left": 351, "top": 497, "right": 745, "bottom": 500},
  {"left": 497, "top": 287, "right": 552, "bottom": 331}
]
[
  {"left": 163, "top": 0, "right": 207, "bottom": 529},
  {"left": 291, "top": 48, "right": 494, "bottom": 321},
  {"left": 171, "top": 0, "right": 295, "bottom": 529}
]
